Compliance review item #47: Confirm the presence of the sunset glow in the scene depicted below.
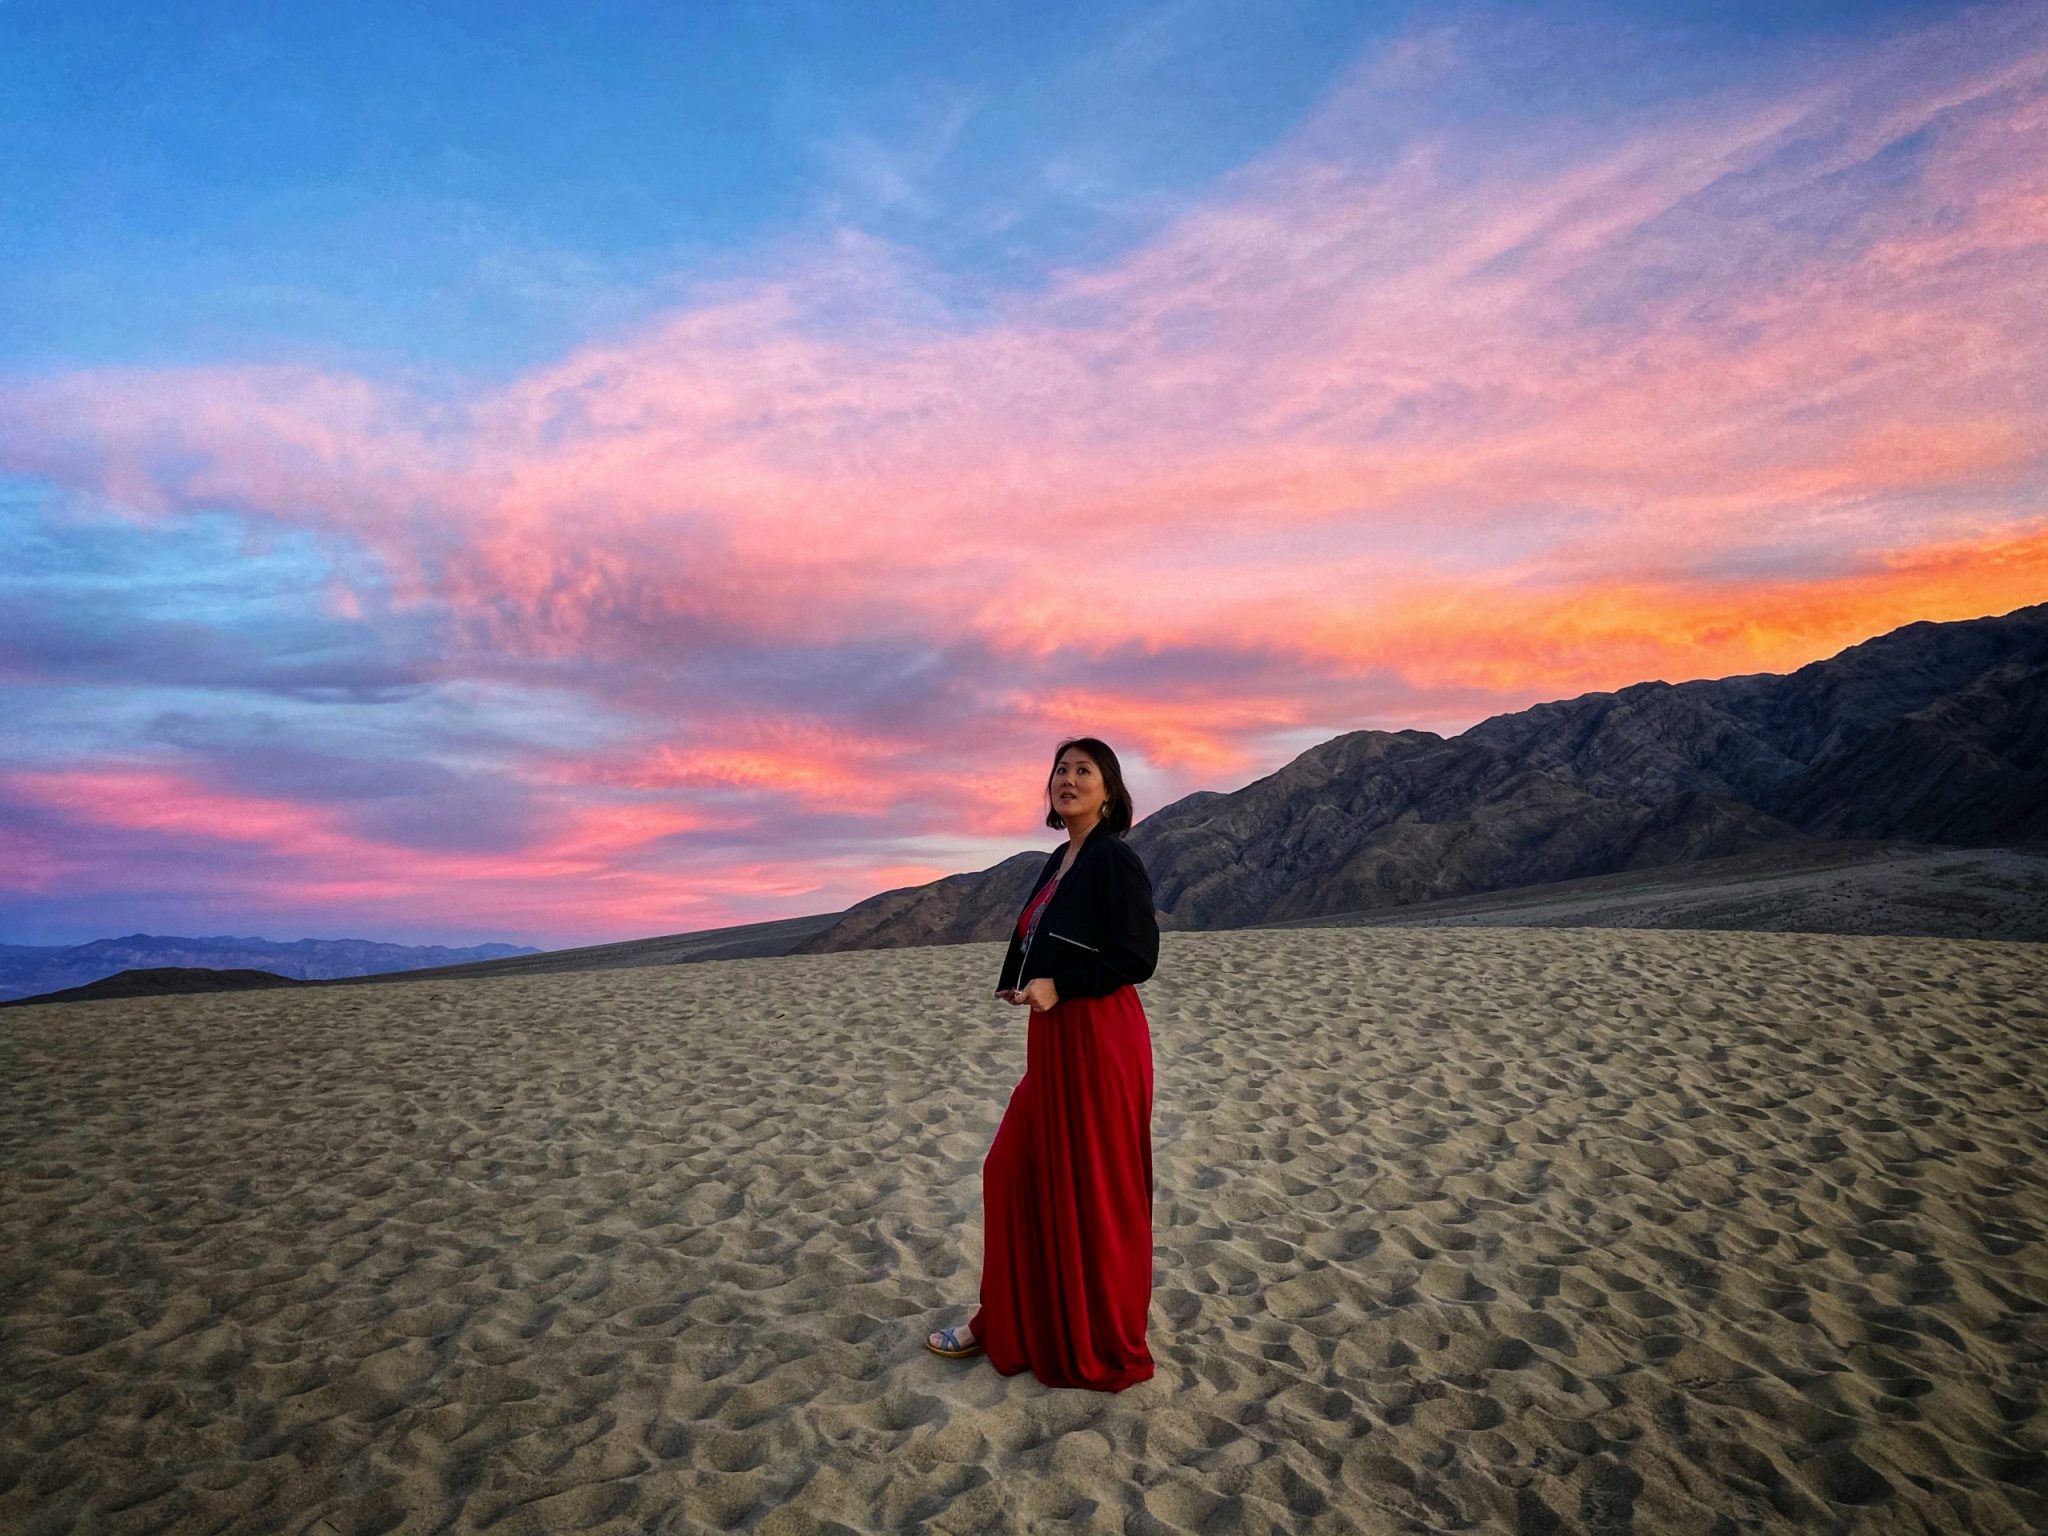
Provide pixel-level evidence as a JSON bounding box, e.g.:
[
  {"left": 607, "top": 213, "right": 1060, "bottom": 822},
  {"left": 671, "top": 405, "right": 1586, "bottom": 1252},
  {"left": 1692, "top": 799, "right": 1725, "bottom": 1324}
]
[{"left": 2, "top": 1, "right": 2042, "bottom": 945}]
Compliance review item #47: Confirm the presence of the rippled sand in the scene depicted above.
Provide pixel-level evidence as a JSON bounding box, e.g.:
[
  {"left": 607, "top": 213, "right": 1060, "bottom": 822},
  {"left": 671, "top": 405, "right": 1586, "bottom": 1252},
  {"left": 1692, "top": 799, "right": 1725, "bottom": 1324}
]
[{"left": 3, "top": 927, "right": 2045, "bottom": 1534}]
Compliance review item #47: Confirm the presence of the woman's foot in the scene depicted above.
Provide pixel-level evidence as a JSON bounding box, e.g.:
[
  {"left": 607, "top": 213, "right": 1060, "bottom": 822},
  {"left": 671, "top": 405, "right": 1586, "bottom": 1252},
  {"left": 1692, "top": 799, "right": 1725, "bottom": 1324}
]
[{"left": 925, "top": 1320, "right": 982, "bottom": 1358}]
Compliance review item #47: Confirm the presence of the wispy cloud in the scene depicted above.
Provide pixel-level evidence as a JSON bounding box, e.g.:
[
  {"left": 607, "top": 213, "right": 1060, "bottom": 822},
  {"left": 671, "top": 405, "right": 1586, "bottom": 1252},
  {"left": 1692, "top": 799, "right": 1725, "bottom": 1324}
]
[{"left": 813, "top": 92, "right": 981, "bottom": 222}]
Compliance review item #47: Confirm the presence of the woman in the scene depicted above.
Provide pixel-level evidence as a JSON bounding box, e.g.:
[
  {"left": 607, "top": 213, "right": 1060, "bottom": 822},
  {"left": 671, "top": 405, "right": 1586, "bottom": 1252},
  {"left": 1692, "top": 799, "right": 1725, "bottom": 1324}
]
[{"left": 924, "top": 736, "right": 1161, "bottom": 1392}]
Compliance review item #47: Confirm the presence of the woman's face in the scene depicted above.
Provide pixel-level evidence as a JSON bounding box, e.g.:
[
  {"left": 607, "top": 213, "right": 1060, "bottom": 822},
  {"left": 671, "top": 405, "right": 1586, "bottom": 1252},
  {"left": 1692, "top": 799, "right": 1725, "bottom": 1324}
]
[{"left": 1050, "top": 751, "right": 1109, "bottom": 827}]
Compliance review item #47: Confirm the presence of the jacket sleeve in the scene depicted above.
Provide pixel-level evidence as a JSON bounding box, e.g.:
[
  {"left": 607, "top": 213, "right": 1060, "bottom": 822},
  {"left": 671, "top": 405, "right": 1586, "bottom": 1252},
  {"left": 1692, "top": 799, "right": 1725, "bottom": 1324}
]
[{"left": 1044, "top": 842, "right": 1159, "bottom": 1000}]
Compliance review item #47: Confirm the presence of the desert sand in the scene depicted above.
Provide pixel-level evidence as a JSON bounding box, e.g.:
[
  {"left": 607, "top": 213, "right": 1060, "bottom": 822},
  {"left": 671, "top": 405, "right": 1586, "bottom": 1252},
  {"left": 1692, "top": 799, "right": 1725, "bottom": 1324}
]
[{"left": 3, "top": 926, "right": 2045, "bottom": 1535}]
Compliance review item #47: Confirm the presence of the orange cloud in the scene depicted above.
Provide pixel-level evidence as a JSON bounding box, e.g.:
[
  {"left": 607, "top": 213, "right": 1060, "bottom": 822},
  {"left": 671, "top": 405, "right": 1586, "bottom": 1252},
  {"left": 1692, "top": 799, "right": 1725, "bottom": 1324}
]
[{"left": 1297, "top": 520, "right": 2048, "bottom": 696}]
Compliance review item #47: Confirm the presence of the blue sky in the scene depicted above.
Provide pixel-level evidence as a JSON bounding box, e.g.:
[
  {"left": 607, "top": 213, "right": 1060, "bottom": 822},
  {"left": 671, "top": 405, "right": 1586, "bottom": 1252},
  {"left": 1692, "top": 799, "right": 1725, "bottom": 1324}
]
[
  {"left": 2, "top": 0, "right": 1955, "bottom": 377},
  {"left": 4, "top": 1, "right": 1367, "bottom": 374}
]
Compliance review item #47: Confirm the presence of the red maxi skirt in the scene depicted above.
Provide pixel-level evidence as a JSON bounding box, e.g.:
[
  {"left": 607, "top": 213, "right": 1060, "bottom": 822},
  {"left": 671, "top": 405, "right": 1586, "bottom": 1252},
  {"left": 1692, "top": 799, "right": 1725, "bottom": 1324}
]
[{"left": 970, "top": 984, "right": 1156, "bottom": 1391}]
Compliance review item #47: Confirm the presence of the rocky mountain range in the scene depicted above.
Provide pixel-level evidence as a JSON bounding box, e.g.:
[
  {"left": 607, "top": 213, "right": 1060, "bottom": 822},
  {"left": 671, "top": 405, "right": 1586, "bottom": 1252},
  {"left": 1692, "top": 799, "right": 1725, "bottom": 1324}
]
[
  {"left": 0, "top": 935, "right": 538, "bottom": 1004},
  {"left": 793, "top": 602, "right": 2048, "bottom": 952}
]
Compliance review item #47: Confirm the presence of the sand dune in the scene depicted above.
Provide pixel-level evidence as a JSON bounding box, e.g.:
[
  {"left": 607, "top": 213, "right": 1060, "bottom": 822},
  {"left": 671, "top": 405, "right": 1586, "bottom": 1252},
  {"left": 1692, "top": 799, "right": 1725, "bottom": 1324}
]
[
  {"left": 3, "top": 928, "right": 2045, "bottom": 1534},
  {"left": 336, "top": 910, "right": 845, "bottom": 987}
]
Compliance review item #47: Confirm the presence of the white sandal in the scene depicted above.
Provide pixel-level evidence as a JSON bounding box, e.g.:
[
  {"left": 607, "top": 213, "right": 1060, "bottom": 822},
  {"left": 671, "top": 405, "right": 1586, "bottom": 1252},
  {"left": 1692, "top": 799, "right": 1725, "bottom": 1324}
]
[{"left": 925, "top": 1323, "right": 983, "bottom": 1359}]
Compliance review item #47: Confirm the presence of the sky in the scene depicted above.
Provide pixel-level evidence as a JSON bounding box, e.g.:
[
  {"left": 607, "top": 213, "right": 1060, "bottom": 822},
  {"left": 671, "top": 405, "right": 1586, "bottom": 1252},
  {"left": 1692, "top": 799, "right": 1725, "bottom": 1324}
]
[{"left": 1, "top": 0, "right": 2043, "bottom": 949}]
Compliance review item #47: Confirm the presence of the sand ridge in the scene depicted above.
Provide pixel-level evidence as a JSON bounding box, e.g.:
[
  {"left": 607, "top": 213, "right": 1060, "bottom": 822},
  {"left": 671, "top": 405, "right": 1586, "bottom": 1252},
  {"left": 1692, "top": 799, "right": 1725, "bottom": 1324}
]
[
  {"left": 2, "top": 926, "right": 2045, "bottom": 1533},
  {"left": 1271, "top": 847, "right": 2048, "bottom": 945}
]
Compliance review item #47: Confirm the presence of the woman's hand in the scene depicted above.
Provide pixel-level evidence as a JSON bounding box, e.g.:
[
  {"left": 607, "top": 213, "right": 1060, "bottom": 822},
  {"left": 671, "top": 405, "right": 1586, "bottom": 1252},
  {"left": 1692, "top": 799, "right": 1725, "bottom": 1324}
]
[{"left": 1015, "top": 978, "right": 1059, "bottom": 1012}]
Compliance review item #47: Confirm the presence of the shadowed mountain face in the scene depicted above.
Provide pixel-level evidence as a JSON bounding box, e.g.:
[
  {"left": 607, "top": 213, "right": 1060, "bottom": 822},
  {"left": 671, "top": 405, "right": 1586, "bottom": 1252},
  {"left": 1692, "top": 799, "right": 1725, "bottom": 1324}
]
[
  {"left": 1464, "top": 607, "right": 2048, "bottom": 820},
  {"left": 1779, "top": 660, "right": 2048, "bottom": 844},
  {"left": 793, "top": 852, "right": 1053, "bottom": 951},
  {"left": 794, "top": 602, "right": 2048, "bottom": 952},
  {"left": 0, "top": 968, "right": 302, "bottom": 1009}
]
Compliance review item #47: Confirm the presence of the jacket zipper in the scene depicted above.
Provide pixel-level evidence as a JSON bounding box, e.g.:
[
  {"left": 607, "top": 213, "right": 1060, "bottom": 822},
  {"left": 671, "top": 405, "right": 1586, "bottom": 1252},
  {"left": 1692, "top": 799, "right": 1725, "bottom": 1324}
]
[
  {"left": 1047, "top": 932, "right": 1099, "bottom": 952},
  {"left": 1012, "top": 883, "right": 1046, "bottom": 989},
  {"left": 1012, "top": 863, "right": 1076, "bottom": 989}
]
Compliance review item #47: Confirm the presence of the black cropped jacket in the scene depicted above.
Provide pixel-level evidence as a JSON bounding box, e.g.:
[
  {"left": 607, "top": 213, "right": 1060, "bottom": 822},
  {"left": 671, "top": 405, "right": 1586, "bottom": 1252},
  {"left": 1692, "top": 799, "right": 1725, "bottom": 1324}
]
[{"left": 994, "top": 818, "right": 1160, "bottom": 1000}]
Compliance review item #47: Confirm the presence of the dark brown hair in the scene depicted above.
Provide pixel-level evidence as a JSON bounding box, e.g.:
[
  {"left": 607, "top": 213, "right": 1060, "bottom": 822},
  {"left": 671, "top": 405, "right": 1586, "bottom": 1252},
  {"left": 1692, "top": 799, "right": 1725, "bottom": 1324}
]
[{"left": 1043, "top": 736, "right": 1135, "bottom": 835}]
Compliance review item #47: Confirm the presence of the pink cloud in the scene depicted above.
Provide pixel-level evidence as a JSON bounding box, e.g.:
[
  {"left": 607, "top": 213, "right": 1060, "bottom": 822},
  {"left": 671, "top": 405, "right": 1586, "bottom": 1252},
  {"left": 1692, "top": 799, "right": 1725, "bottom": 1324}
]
[{"left": 0, "top": 766, "right": 758, "bottom": 940}]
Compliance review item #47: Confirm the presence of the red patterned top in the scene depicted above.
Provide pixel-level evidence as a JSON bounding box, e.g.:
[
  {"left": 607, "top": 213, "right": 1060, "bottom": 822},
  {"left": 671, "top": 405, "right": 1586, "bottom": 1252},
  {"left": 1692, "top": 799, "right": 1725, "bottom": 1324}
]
[{"left": 1017, "top": 872, "right": 1060, "bottom": 943}]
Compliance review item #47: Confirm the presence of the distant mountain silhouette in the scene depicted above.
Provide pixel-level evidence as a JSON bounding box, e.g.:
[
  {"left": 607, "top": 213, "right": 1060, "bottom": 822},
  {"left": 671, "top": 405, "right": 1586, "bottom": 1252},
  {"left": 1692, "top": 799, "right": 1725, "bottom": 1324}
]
[
  {"left": 0, "top": 967, "right": 302, "bottom": 1009},
  {"left": 0, "top": 935, "right": 539, "bottom": 1004},
  {"left": 794, "top": 602, "right": 2048, "bottom": 951}
]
